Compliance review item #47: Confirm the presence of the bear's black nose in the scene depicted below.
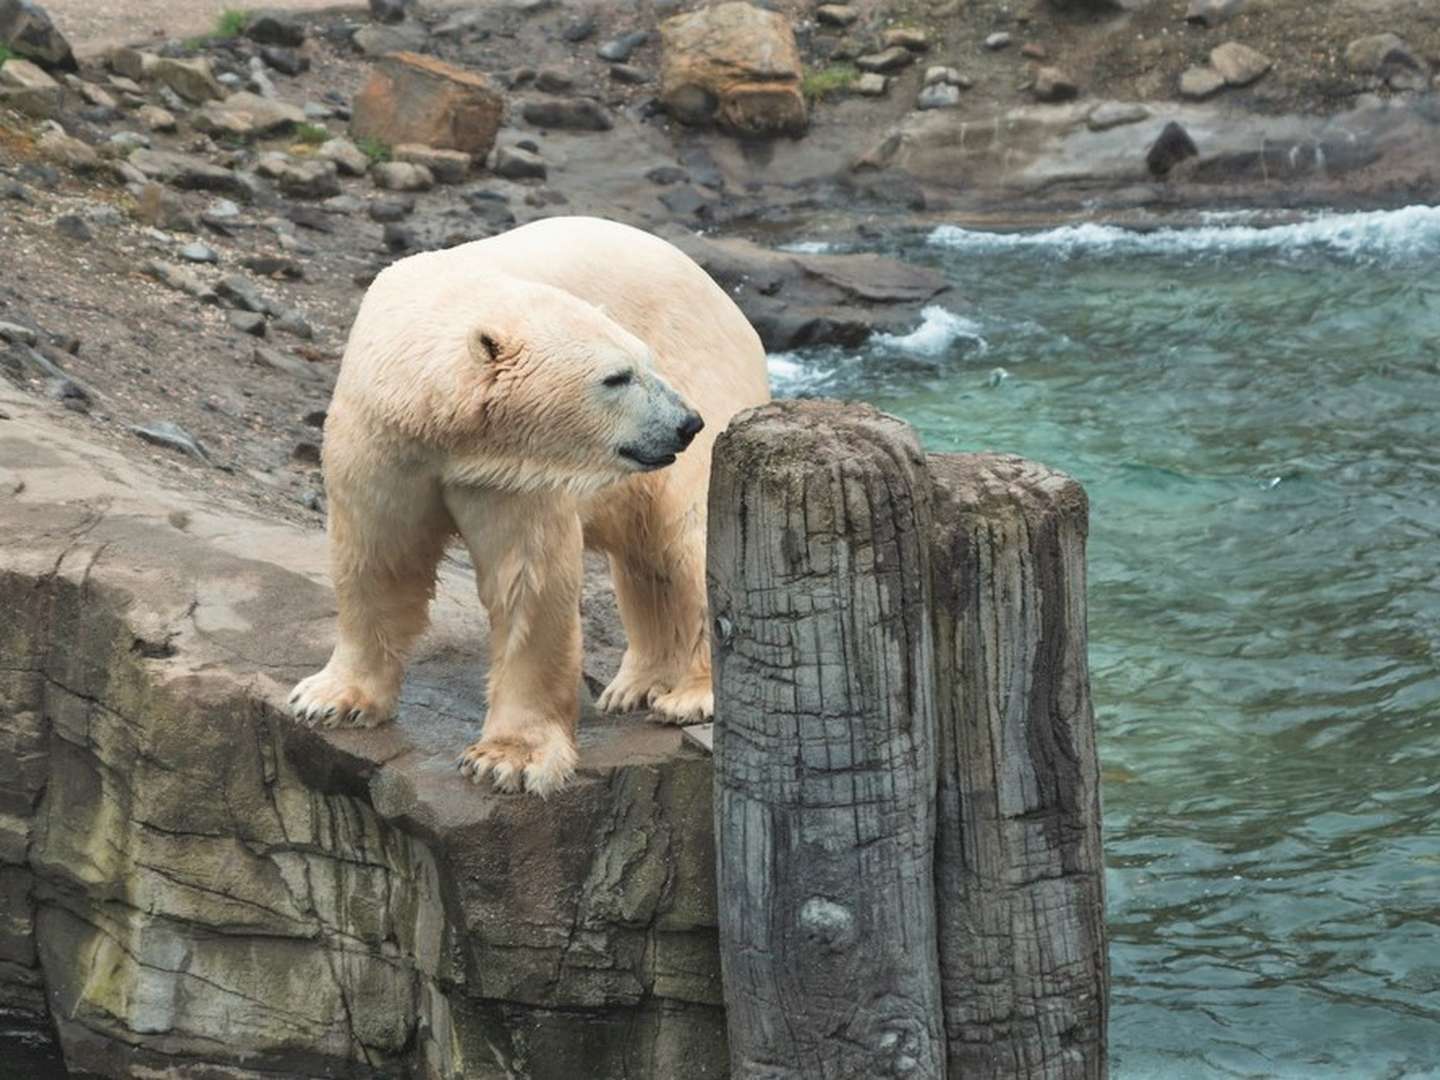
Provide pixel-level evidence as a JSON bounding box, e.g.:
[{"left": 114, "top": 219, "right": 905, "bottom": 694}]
[{"left": 677, "top": 412, "right": 705, "bottom": 447}]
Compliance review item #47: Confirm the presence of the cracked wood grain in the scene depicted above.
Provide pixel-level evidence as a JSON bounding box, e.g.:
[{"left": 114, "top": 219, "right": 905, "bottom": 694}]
[
  {"left": 708, "top": 401, "right": 946, "bottom": 1080},
  {"left": 927, "top": 454, "right": 1108, "bottom": 1080}
]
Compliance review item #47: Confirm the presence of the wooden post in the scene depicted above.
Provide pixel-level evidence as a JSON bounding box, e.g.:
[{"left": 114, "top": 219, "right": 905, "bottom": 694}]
[
  {"left": 707, "top": 400, "right": 947, "bottom": 1080},
  {"left": 927, "top": 453, "right": 1108, "bottom": 1079}
]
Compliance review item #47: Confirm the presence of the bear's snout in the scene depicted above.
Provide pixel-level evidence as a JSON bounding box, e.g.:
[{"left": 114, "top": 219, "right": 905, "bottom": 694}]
[{"left": 677, "top": 412, "right": 704, "bottom": 448}]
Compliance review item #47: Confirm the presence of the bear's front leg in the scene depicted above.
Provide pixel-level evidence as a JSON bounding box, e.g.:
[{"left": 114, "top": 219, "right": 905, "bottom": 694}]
[
  {"left": 447, "top": 488, "right": 583, "bottom": 796},
  {"left": 291, "top": 473, "right": 451, "bottom": 728}
]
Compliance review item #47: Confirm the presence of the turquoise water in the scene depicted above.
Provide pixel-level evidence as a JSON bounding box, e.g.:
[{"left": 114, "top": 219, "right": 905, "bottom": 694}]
[{"left": 772, "top": 207, "right": 1440, "bottom": 1079}]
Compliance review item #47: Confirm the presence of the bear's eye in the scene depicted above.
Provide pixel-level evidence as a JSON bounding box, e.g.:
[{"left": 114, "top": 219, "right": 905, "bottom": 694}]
[{"left": 602, "top": 371, "right": 633, "bottom": 388}]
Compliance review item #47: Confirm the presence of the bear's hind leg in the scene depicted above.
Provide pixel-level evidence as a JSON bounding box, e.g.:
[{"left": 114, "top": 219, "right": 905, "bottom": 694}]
[
  {"left": 597, "top": 546, "right": 712, "bottom": 724},
  {"left": 290, "top": 479, "right": 451, "bottom": 728}
]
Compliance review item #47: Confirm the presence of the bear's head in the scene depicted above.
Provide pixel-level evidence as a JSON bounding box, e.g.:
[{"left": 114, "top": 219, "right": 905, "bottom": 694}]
[{"left": 420, "top": 280, "right": 704, "bottom": 493}]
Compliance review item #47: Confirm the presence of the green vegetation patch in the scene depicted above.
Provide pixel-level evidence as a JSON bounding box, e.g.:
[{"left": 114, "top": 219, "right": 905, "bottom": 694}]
[
  {"left": 356, "top": 136, "right": 391, "bottom": 164},
  {"left": 294, "top": 122, "right": 330, "bottom": 146},
  {"left": 802, "top": 63, "right": 859, "bottom": 103}
]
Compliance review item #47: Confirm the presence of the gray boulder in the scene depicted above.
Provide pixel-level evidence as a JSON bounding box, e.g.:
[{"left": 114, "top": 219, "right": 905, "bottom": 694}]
[{"left": 0, "top": 0, "right": 75, "bottom": 70}]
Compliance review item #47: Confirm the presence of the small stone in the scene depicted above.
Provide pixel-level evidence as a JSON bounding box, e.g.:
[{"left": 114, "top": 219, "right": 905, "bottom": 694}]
[
  {"left": 1344, "top": 33, "right": 1427, "bottom": 91},
  {"left": 985, "top": 32, "right": 1011, "bottom": 50},
  {"left": 70, "top": 78, "right": 117, "bottom": 109},
  {"left": 917, "top": 82, "right": 960, "bottom": 109},
  {"left": 1210, "top": 42, "right": 1271, "bottom": 87},
  {"left": 137, "top": 105, "right": 176, "bottom": 132},
  {"left": 493, "top": 144, "right": 546, "bottom": 180},
  {"left": 1032, "top": 66, "right": 1079, "bottom": 102},
  {"left": 394, "top": 143, "right": 471, "bottom": 184},
  {"left": 292, "top": 441, "right": 322, "bottom": 466},
  {"left": 645, "top": 164, "right": 687, "bottom": 185},
  {"left": 535, "top": 67, "right": 574, "bottom": 93},
  {"left": 857, "top": 47, "right": 915, "bottom": 74},
  {"left": 229, "top": 310, "right": 268, "bottom": 336},
  {"left": 597, "top": 31, "right": 648, "bottom": 63},
  {"left": 816, "top": 6, "right": 859, "bottom": 29},
  {"left": 1086, "top": 101, "right": 1150, "bottom": 131},
  {"left": 135, "top": 184, "right": 198, "bottom": 232},
  {"left": 609, "top": 64, "right": 650, "bottom": 85},
  {"left": 432, "top": 9, "right": 489, "bottom": 37},
  {"left": 1147, "top": 120, "right": 1199, "bottom": 177},
  {"left": 1021, "top": 42, "right": 1047, "bottom": 60},
  {"left": 108, "top": 46, "right": 157, "bottom": 81},
  {"left": 179, "top": 242, "right": 218, "bottom": 263},
  {"left": 521, "top": 97, "right": 613, "bottom": 131},
  {"left": 368, "top": 195, "right": 414, "bottom": 222},
  {"left": 253, "top": 344, "right": 329, "bottom": 382},
  {"left": 372, "top": 161, "right": 434, "bottom": 192},
  {"left": 216, "top": 275, "right": 271, "bottom": 313},
  {"left": 659, "top": 185, "right": 713, "bottom": 219},
  {"left": 260, "top": 46, "right": 309, "bottom": 76},
  {"left": 109, "top": 130, "right": 150, "bottom": 152},
  {"left": 303, "top": 101, "right": 335, "bottom": 121},
  {"left": 194, "top": 92, "right": 306, "bottom": 139},
  {"left": 303, "top": 409, "right": 326, "bottom": 427},
  {"left": 37, "top": 129, "right": 99, "bottom": 171},
  {"left": 242, "top": 255, "right": 304, "bottom": 280},
  {"left": 271, "top": 309, "right": 314, "bottom": 338},
  {"left": 1185, "top": 0, "right": 1245, "bottom": 26},
  {"left": 855, "top": 72, "right": 888, "bottom": 96},
  {"left": 351, "top": 22, "right": 427, "bottom": 55},
  {"left": 151, "top": 56, "right": 226, "bottom": 103},
  {"left": 257, "top": 152, "right": 341, "bottom": 199},
  {"left": 924, "top": 65, "right": 960, "bottom": 86},
  {"left": 1179, "top": 65, "right": 1225, "bottom": 99},
  {"left": 246, "top": 13, "right": 305, "bottom": 47},
  {"left": 369, "top": 0, "right": 411, "bottom": 23},
  {"left": 0, "top": 320, "right": 38, "bottom": 345},
  {"left": 883, "top": 28, "right": 929, "bottom": 52},
  {"left": 562, "top": 15, "right": 596, "bottom": 42},
  {"left": 319, "top": 137, "right": 370, "bottom": 177},
  {"left": 130, "top": 421, "right": 212, "bottom": 465},
  {"left": 108, "top": 73, "right": 141, "bottom": 93},
  {"left": 383, "top": 222, "right": 417, "bottom": 251}
]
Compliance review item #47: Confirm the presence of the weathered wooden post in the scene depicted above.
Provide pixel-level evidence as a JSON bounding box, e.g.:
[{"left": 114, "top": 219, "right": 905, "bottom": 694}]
[
  {"left": 707, "top": 400, "right": 947, "bottom": 1080},
  {"left": 708, "top": 402, "right": 1109, "bottom": 1080},
  {"left": 928, "top": 454, "right": 1108, "bottom": 1079}
]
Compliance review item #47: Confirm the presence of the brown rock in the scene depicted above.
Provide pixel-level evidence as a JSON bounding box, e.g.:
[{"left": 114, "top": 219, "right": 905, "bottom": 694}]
[
  {"left": 815, "top": 4, "right": 858, "bottom": 28},
  {"left": 393, "top": 143, "right": 471, "bottom": 183},
  {"left": 37, "top": 129, "right": 99, "bottom": 171},
  {"left": 108, "top": 46, "right": 158, "bottom": 82},
  {"left": 350, "top": 52, "right": 504, "bottom": 158},
  {"left": 1032, "top": 66, "right": 1079, "bottom": 102},
  {"left": 857, "top": 46, "right": 915, "bottom": 73},
  {"left": 1210, "top": 42, "right": 1271, "bottom": 87},
  {"left": 659, "top": 1, "right": 806, "bottom": 137},
  {"left": 883, "top": 28, "right": 929, "bottom": 52},
  {"left": 151, "top": 56, "right": 225, "bottom": 103}
]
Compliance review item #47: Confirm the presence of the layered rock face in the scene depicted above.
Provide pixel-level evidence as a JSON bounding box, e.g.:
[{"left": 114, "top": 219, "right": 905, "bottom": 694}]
[{"left": 0, "top": 386, "right": 726, "bottom": 1079}]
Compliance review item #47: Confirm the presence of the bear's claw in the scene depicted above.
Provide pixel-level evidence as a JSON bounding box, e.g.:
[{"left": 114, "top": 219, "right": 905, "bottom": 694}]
[
  {"left": 288, "top": 668, "right": 395, "bottom": 730},
  {"left": 456, "top": 731, "right": 577, "bottom": 797}
]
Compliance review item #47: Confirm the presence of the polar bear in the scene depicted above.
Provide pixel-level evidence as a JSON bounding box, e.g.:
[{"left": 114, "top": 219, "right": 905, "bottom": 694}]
[{"left": 289, "top": 216, "right": 770, "bottom": 795}]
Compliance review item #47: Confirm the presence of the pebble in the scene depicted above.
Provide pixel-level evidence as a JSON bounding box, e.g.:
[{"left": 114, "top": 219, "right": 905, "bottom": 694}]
[
  {"left": 985, "top": 32, "right": 1012, "bottom": 50},
  {"left": 855, "top": 72, "right": 888, "bottom": 96},
  {"left": 368, "top": 196, "right": 415, "bottom": 223},
  {"left": 179, "top": 242, "right": 219, "bottom": 263},
  {"left": 131, "top": 421, "right": 212, "bottom": 465},
  {"left": 55, "top": 214, "right": 94, "bottom": 242},
  {"left": 372, "top": 161, "right": 435, "bottom": 192},
  {"left": 493, "top": 145, "right": 547, "bottom": 180},
  {"left": 383, "top": 222, "right": 418, "bottom": 252},
  {"left": 917, "top": 83, "right": 961, "bottom": 110},
  {"left": 562, "top": 13, "right": 597, "bottom": 42},
  {"left": 228, "top": 311, "right": 268, "bottom": 336},
  {"left": 597, "top": 31, "right": 648, "bottom": 63},
  {"left": 217, "top": 275, "right": 271, "bottom": 313},
  {"left": 609, "top": 64, "right": 650, "bottom": 85},
  {"left": 271, "top": 309, "right": 314, "bottom": 339}
]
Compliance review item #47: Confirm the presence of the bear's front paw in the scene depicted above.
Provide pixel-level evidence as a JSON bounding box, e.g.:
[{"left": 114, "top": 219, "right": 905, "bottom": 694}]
[
  {"left": 597, "top": 665, "right": 673, "bottom": 714},
  {"left": 289, "top": 668, "right": 396, "bottom": 729},
  {"left": 456, "top": 726, "right": 578, "bottom": 797}
]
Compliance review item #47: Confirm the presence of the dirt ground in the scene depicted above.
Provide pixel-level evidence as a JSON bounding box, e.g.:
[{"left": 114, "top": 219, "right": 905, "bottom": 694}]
[{"left": 42, "top": 0, "right": 376, "bottom": 54}]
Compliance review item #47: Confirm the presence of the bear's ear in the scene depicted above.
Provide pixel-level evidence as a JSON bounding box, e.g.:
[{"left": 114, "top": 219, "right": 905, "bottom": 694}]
[{"left": 470, "top": 330, "right": 503, "bottom": 364}]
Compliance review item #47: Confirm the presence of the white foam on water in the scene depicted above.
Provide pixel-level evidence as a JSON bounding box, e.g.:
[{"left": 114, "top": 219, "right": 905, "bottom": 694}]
[
  {"left": 871, "top": 305, "right": 988, "bottom": 357},
  {"left": 927, "top": 204, "right": 1440, "bottom": 259},
  {"left": 766, "top": 351, "right": 835, "bottom": 394},
  {"left": 777, "top": 240, "right": 838, "bottom": 254}
]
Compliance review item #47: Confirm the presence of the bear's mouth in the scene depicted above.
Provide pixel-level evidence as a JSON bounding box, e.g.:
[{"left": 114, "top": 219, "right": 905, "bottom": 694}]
[{"left": 618, "top": 447, "right": 678, "bottom": 470}]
